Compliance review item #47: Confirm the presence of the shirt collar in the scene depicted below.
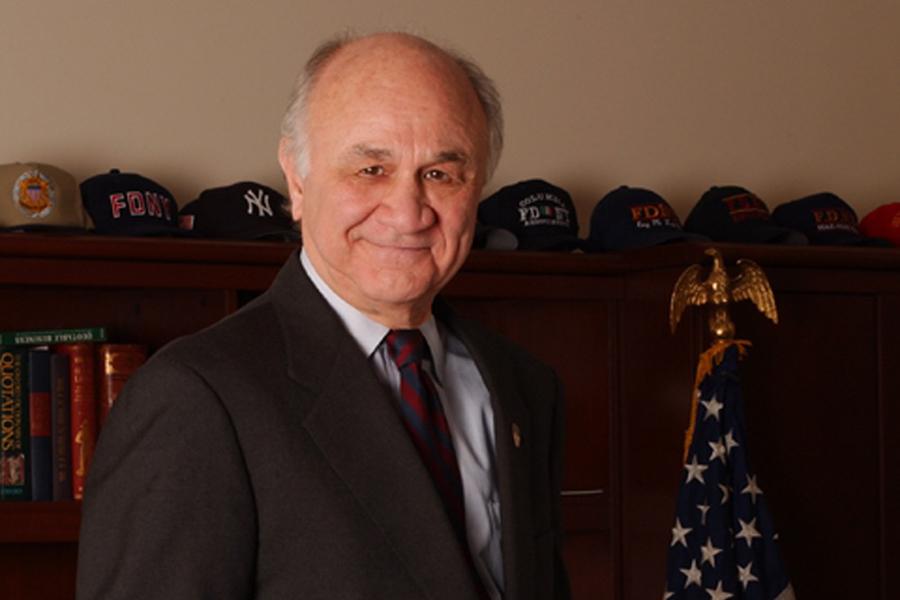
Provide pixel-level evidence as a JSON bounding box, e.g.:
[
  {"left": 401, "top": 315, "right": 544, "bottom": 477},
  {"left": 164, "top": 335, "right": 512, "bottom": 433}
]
[{"left": 299, "top": 249, "right": 446, "bottom": 381}]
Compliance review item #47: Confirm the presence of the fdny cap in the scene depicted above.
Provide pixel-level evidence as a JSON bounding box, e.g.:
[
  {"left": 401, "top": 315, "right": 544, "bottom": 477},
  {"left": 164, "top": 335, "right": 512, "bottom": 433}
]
[
  {"left": 585, "top": 186, "right": 707, "bottom": 252},
  {"left": 685, "top": 185, "right": 807, "bottom": 245},
  {"left": 476, "top": 179, "right": 583, "bottom": 251},
  {"left": 0, "top": 162, "right": 90, "bottom": 231},
  {"left": 80, "top": 169, "right": 186, "bottom": 236},
  {"left": 178, "top": 181, "right": 299, "bottom": 241},
  {"left": 772, "top": 192, "right": 891, "bottom": 247},
  {"left": 859, "top": 202, "right": 900, "bottom": 247}
]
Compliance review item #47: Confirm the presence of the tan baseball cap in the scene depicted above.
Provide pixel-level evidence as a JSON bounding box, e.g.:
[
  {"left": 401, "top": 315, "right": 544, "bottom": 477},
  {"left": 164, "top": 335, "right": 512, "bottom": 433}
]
[{"left": 0, "top": 162, "right": 91, "bottom": 231}]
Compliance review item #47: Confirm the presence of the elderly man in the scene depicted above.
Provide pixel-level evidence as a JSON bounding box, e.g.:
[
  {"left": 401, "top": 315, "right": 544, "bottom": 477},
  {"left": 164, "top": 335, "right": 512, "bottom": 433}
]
[{"left": 77, "top": 32, "right": 570, "bottom": 600}]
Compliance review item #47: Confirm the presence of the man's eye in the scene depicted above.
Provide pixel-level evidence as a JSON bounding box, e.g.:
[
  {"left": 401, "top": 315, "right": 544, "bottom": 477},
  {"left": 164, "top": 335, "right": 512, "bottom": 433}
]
[
  {"left": 359, "top": 166, "right": 384, "bottom": 176},
  {"left": 423, "top": 169, "right": 450, "bottom": 182}
]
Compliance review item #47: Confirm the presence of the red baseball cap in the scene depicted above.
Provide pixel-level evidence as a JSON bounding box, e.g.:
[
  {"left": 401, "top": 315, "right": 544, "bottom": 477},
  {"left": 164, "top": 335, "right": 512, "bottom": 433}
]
[{"left": 859, "top": 203, "right": 900, "bottom": 247}]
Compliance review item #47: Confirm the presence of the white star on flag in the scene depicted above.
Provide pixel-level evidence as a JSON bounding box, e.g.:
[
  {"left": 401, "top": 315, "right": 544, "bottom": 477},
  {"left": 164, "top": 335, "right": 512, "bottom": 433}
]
[
  {"left": 718, "top": 483, "right": 731, "bottom": 505},
  {"left": 741, "top": 474, "right": 764, "bottom": 503},
  {"left": 701, "top": 395, "right": 724, "bottom": 421},
  {"left": 705, "top": 581, "right": 734, "bottom": 600},
  {"left": 684, "top": 455, "right": 708, "bottom": 484},
  {"left": 738, "top": 561, "right": 759, "bottom": 589},
  {"left": 700, "top": 537, "right": 722, "bottom": 567},
  {"left": 724, "top": 429, "right": 739, "bottom": 453},
  {"left": 679, "top": 559, "right": 702, "bottom": 588},
  {"left": 671, "top": 518, "right": 692, "bottom": 547},
  {"left": 708, "top": 438, "right": 727, "bottom": 464},
  {"left": 697, "top": 501, "right": 710, "bottom": 526},
  {"left": 736, "top": 517, "right": 762, "bottom": 547}
]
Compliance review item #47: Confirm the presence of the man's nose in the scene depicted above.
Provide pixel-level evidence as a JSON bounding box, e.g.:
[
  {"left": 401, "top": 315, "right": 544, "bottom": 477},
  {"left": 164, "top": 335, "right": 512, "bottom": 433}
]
[{"left": 378, "top": 175, "right": 436, "bottom": 233}]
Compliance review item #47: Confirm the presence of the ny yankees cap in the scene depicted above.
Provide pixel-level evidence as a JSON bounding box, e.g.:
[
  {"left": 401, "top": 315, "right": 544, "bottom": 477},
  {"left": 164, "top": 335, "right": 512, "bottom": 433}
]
[
  {"left": 859, "top": 202, "right": 900, "bottom": 247},
  {"left": 178, "top": 181, "right": 299, "bottom": 241},
  {"left": 476, "top": 179, "right": 583, "bottom": 251},
  {"left": 685, "top": 186, "right": 807, "bottom": 245},
  {"left": 80, "top": 169, "right": 187, "bottom": 236},
  {"left": 0, "top": 162, "right": 90, "bottom": 232},
  {"left": 772, "top": 192, "right": 891, "bottom": 247},
  {"left": 585, "top": 186, "right": 707, "bottom": 252}
]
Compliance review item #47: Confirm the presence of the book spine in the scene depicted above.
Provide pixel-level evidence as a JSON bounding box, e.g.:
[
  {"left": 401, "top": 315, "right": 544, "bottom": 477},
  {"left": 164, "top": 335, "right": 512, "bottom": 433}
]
[
  {"left": 50, "top": 353, "right": 72, "bottom": 501},
  {"left": 53, "top": 343, "right": 96, "bottom": 500},
  {"left": 28, "top": 347, "right": 52, "bottom": 501},
  {"left": 0, "top": 327, "right": 107, "bottom": 346},
  {"left": 1, "top": 347, "right": 30, "bottom": 500},
  {"left": 98, "top": 343, "right": 148, "bottom": 429}
]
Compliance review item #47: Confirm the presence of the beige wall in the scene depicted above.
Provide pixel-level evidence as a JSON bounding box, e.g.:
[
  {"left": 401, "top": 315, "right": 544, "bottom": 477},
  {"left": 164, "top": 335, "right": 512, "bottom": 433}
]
[{"left": 2, "top": 0, "right": 898, "bottom": 234}]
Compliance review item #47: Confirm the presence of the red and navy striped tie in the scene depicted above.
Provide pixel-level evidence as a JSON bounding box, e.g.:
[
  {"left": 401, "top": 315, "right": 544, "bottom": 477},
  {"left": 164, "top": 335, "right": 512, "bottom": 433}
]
[
  {"left": 384, "top": 329, "right": 468, "bottom": 544},
  {"left": 385, "top": 330, "right": 493, "bottom": 599}
]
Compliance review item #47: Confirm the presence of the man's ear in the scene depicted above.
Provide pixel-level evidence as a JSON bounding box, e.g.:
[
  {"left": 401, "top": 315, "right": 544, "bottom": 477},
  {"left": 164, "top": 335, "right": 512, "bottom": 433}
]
[{"left": 278, "top": 138, "right": 305, "bottom": 222}]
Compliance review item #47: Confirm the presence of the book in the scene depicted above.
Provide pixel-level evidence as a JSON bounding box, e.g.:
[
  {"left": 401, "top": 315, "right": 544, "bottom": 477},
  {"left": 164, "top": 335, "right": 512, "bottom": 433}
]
[
  {"left": 0, "top": 326, "right": 107, "bottom": 346},
  {"left": 97, "top": 343, "right": 148, "bottom": 429},
  {"left": 28, "top": 347, "right": 52, "bottom": 501},
  {"left": 0, "top": 347, "right": 30, "bottom": 500},
  {"left": 50, "top": 353, "right": 72, "bottom": 501},
  {"left": 52, "top": 343, "right": 96, "bottom": 500}
]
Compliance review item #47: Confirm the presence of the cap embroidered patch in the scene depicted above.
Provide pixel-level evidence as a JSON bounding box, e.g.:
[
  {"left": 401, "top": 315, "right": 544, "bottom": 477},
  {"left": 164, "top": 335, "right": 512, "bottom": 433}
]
[{"left": 0, "top": 162, "right": 89, "bottom": 231}]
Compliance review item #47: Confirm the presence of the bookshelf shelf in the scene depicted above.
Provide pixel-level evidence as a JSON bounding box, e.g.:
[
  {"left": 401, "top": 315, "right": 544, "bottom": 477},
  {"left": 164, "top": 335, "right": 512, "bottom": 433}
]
[{"left": 0, "top": 502, "right": 81, "bottom": 543}]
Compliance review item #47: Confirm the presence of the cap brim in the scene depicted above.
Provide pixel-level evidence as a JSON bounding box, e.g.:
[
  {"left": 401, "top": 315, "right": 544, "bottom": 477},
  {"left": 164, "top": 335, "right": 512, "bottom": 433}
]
[
  {"left": 729, "top": 222, "right": 808, "bottom": 245},
  {"left": 809, "top": 231, "right": 894, "bottom": 247},
  {"left": 93, "top": 224, "right": 196, "bottom": 237},
  {"left": 517, "top": 234, "right": 584, "bottom": 252},
  {"left": 584, "top": 228, "right": 708, "bottom": 253},
  {"left": 474, "top": 224, "right": 518, "bottom": 250}
]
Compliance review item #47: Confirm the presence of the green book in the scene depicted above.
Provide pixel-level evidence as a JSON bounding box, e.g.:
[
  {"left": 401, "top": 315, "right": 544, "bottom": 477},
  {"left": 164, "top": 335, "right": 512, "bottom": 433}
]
[
  {"left": 0, "top": 327, "right": 107, "bottom": 346},
  {"left": 1, "top": 347, "right": 30, "bottom": 500}
]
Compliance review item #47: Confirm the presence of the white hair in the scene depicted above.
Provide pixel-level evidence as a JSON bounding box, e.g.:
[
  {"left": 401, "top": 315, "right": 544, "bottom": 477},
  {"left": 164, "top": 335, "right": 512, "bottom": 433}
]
[{"left": 279, "top": 32, "right": 504, "bottom": 179}]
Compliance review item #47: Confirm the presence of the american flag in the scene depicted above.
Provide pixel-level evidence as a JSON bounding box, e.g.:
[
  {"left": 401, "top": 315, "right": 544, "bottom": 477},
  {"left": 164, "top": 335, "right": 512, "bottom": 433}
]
[{"left": 663, "top": 341, "right": 795, "bottom": 600}]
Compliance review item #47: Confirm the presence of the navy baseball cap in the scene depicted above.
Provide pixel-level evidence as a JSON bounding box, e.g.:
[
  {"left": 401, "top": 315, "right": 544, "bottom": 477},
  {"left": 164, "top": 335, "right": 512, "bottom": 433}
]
[
  {"left": 684, "top": 186, "right": 807, "bottom": 245},
  {"left": 477, "top": 179, "right": 583, "bottom": 251},
  {"left": 772, "top": 192, "right": 891, "bottom": 247},
  {"left": 179, "top": 181, "right": 300, "bottom": 242},
  {"left": 80, "top": 169, "right": 187, "bottom": 236},
  {"left": 585, "top": 186, "right": 707, "bottom": 252}
]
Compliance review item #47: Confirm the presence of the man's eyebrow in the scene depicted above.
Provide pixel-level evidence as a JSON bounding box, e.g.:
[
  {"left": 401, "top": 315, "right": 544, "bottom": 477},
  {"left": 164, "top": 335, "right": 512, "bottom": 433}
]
[
  {"left": 347, "top": 144, "right": 470, "bottom": 165},
  {"left": 434, "top": 150, "right": 470, "bottom": 164},
  {"left": 351, "top": 144, "right": 392, "bottom": 161}
]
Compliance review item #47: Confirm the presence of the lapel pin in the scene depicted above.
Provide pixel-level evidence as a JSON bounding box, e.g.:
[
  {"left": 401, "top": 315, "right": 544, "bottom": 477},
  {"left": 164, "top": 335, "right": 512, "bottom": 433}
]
[{"left": 512, "top": 423, "right": 522, "bottom": 448}]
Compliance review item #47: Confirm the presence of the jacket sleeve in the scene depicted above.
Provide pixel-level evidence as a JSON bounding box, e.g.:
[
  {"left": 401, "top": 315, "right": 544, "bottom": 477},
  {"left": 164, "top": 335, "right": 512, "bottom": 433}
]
[{"left": 76, "top": 357, "right": 257, "bottom": 600}]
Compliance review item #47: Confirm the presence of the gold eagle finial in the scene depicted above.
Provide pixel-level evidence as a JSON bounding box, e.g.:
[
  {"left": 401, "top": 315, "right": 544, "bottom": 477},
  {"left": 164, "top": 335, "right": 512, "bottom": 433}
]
[{"left": 669, "top": 247, "right": 778, "bottom": 339}]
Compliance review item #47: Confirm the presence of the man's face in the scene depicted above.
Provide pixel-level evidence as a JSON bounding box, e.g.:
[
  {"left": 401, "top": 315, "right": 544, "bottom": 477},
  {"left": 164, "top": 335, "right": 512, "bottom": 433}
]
[{"left": 280, "top": 36, "right": 490, "bottom": 326}]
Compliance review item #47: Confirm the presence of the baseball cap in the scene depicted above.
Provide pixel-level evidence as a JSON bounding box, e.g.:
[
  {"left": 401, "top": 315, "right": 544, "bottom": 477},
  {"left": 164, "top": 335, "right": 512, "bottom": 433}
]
[
  {"left": 772, "top": 192, "right": 891, "bottom": 247},
  {"left": 178, "top": 181, "right": 300, "bottom": 242},
  {"left": 685, "top": 185, "right": 807, "bottom": 245},
  {"left": 585, "top": 186, "right": 707, "bottom": 252},
  {"left": 80, "top": 169, "right": 186, "bottom": 236},
  {"left": 0, "top": 162, "right": 90, "bottom": 232},
  {"left": 859, "top": 202, "right": 900, "bottom": 247},
  {"left": 476, "top": 179, "right": 583, "bottom": 251}
]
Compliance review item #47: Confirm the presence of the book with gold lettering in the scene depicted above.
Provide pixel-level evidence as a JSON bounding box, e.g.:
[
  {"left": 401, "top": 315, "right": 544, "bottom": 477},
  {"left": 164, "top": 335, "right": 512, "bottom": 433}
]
[
  {"left": 97, "top": 343, "right": 148, "bottom": 429},
  {"left": 28, "top": 347, "right": 52, "bottom": 501},
  {"left": 1, "top": 347, "right": 30, "bottom": 500},
  {"left": 52, "top": 343, "right": 96, "bottom": 500},
  {"left": 50, "top": 353, "right": 72, "bottom": 501}
]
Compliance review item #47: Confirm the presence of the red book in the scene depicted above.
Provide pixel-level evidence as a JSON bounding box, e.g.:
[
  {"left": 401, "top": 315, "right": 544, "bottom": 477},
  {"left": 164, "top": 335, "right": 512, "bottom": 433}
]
[
  {"left": 97, "top": 343, "right": 148, "bottom": 429},
  {"left": 52, "top": 343, "right": 96, "bottom": 500}
]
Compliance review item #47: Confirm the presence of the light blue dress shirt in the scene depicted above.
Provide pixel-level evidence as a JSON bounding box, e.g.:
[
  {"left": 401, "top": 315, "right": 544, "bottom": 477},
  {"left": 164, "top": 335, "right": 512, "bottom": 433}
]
[{"left": 300, "top": 250, "right": 504, "bottom": 598}]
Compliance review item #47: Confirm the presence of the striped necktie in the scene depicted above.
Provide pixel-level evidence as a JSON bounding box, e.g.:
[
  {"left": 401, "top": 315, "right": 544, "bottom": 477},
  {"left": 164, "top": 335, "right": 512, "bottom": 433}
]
[
  {"left": 384, "top": 329, "right": 467, "bottom": 544},
  {"left": 384, "top": 329, "right": 493, "bottom": 599}
]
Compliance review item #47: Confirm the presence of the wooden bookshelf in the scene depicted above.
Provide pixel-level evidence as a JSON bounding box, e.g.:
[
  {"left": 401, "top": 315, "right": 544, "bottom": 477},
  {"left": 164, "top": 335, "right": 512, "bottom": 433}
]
[{"left": 2, "top": 233, "right": 899, "bottom": 599}]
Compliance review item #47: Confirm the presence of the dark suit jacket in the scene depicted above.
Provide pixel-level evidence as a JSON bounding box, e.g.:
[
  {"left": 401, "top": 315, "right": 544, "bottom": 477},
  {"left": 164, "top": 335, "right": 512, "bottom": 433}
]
[{"left": 77, "top": 251, "right": 570, "bottom": 600}]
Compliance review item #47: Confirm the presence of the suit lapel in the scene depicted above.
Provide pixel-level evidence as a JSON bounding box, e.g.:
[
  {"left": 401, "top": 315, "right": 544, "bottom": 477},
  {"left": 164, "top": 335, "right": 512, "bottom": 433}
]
[
  {"left": 267, "top": 253, "right": 480, "bottom": 600},
  {"left": 438, "top": 306, "right": 537, "bottom": 600}
]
